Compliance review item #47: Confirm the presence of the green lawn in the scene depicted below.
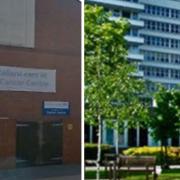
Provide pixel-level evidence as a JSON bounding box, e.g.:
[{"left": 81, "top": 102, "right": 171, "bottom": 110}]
[{"left": 85, "top": 169, "right": 180, "bottom": 179}]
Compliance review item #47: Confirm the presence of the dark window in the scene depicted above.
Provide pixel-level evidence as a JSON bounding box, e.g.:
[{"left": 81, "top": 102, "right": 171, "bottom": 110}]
[{"left": 122, "top": 11, "right": 131, "bottom": 18}]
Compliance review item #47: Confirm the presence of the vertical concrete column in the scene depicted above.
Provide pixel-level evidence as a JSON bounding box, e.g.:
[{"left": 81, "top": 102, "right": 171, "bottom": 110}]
[
  {"left": 112, "top": 129, "right": 115, "bottom": 146},
  {"left": 124, "top": 122, "right": 128, "bottom": 147},
  {"left": 168, "top": 68, "right": 171, "bottom": 79},
  {"left": 0, "top": 117, "right": 16, "bottom": 169},
  {"left": 89, "top": 125, "right": 93, "bottom": 143},
  {"left": 148, "top": 128, "right": 153, "bottom": 146},
  {"left": 168, "top": 54, "right": 171, "bottom": 64},
  {"left": 136, "top": 126, "right": 140, "bottom": 147},
  {"left": 168, "top": 138, "right": 172, "bottom": 146},
  {"left": 148, "top": 128, "right": 159, "bottom": 146}
]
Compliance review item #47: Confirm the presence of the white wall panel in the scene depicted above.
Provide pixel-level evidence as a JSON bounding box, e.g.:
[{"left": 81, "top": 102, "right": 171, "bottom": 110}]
[{"left": 0, "top": 0, "right": 35, "bottom": 47}]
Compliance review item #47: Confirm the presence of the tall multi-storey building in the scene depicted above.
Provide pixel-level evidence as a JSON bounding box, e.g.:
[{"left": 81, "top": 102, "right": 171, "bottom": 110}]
[{"left": 86, "top": 0, "right": 180, "bottom": 147}]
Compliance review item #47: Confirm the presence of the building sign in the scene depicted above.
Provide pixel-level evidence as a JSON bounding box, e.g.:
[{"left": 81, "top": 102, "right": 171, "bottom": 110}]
[
  {"left": 0, "top": 66, "right": 56, "bottom": 92},
  {"left": 43, "top": 101, "right": 70, "bottom": 115}
]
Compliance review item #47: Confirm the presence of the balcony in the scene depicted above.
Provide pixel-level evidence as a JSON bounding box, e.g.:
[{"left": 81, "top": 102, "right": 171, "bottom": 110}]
[
  {"left": 110, "top": 17, "right": 144, "bottom": 27},
  {"left": 139, "top": 0, "right": 180, "bottom": 10},
  {"left": 129, "top": 19, "right": 144, "bottom": 27},
  {"left": 131, "top": 70, "right": 144, "bottom": 78},
  {"left": 139, "top": 45, "right": 180, "bottom": 55},
  {"left": 141, "top": 61, "right": 180, "bottom": 70},
  {"left": 143, "top": 77, "right": 180, "bottom": 84},
  {"left": 139, "top": 30, "right": 180, "bottom": 40},
  {"left": 139, "top": 13, "right": 180, "bottom": 25},
  {"left": 128, "top": 52, "right": 144, "bottom": 61},
  {"left": 125, "top": 35, "right": 144, "bottom": 44},
  {"left": 87, "top": 0, "right": 144, "bottom": 11}
]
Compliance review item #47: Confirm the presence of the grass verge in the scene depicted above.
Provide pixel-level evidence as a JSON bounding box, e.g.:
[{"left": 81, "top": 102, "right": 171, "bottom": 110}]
[{"left": 85, "top": 169, "right": 180, "bottom": 179}]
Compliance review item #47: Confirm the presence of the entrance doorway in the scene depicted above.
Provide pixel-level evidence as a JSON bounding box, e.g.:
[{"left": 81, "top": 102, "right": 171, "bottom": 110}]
[
  {"left": 16, "top": 121, "right": 63, "bottom": 167},
  {"left": 42, "top": 122, "right": 63, "bottom": 164},
  {"left": 16, "top": 122, "right": 38, "bottom": 167}
]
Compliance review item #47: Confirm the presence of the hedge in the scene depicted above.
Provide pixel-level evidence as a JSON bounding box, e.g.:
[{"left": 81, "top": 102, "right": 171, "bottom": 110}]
[
  {"left": 85, "top": 143, "right": 113, "bottom": 161},
  {"left": 123, "top": 146, "right": 180, "bottom": 165}
]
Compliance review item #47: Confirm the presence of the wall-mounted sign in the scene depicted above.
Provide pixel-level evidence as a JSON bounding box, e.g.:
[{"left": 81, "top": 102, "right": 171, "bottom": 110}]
[
  {"left": 43, "top": 101, "right": 70, "bottom": 115},
  {"left": 0, "top": 66, "right": 56, "bottom": 92}
]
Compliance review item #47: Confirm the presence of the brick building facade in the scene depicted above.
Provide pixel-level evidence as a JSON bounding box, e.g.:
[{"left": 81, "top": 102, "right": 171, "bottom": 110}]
[{"left": 0, "top": 0, "right": 81, "bottom": 168}]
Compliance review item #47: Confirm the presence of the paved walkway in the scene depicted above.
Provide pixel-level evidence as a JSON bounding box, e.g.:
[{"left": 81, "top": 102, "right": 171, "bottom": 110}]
[
  {"left": 86, "top": 165, "right": 180, "bottom": 175},
  {"left": 0, "top": 164, "right": 81, "bottom": 180},
  {"left": 86, "top": 165, "right": 162, "bottom": 174}
]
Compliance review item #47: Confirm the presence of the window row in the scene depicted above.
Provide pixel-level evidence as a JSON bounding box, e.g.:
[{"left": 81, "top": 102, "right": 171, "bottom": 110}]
[
  {"left": 144, "top": 20, "right": 180, "bottom": 34},
  {"left": 143, "top": 36, "right": 180, "bottom": 49},
  {"left": 140, "top": 66, "right": 180, "bottom": 79},
  {"left": 140, "top": 66, "right": 169, "bottom": 78},
  {"left": 171, "top": 69, "right": 180, "bottom": 79},
  {"left": 145, "top": 5, "right": 180, "bottom": 19},
  {"left": 143, "top": 51, "right": 180, "bottom": 64},
  {"left": 147, "top": 82, "right": 177, "bottom": 92}
]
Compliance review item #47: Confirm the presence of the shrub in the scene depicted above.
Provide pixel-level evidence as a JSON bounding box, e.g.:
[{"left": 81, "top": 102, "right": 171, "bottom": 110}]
[
  {"left": 85, "top": 143, "right": 113, "bottom": 161},
  {"left": 123, "top": 146, "right": 180, "bottom": 165}
]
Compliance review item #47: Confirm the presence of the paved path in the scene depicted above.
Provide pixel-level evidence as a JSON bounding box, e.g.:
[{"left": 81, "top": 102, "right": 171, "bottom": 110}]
[
  {"left": 0, "top": 164, "right": 81, "bottom": 180},
  {"left": 86, "top": 165, "right": 180, "bottom": 176},
  {"left": 86, "top": 165, "right": 162, "bottom": 174}
]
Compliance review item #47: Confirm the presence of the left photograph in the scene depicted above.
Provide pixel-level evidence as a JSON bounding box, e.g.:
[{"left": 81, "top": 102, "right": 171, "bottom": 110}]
[{"left": 0, "top": 0, "right": 81, "bottom": 179}]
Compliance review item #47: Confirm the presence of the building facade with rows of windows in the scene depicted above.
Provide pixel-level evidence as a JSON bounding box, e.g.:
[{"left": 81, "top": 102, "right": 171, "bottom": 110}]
[{"left": 86, "top": 0, "right": 180, "bottom": 148}]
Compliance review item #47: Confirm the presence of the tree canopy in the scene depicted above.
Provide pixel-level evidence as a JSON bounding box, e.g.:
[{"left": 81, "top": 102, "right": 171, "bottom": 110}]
[
  {"left": 150, "top": 86, "right": 180, "bottom": 144},
  {"left": 149, "top": 86, "right": 180, "bottom": 168},
  {"left": 85, "top": 4, "right": 149, "bottom": 130}
]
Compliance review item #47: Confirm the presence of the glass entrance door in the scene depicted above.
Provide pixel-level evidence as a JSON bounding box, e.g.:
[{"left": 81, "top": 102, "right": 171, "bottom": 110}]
[
  {"left": 42, "top": 122, "right": 63, "bottom": 164},
  {"left": 16, "top": 122, "right": 38, "bottom": 167},
  {"left": 16, "top": 121, "right": 63, "bottom": 167}
]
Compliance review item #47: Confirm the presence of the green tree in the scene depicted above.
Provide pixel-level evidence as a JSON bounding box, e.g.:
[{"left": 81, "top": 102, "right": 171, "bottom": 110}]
[
  {"left": 172, "top": 90, "right": 180, "bottom": 124},
  {"left": 85, "top": 4, "right": 149, "bottom": 179},
  {"left": 150, "top": 86, "right": 180, "bottom": 169}
]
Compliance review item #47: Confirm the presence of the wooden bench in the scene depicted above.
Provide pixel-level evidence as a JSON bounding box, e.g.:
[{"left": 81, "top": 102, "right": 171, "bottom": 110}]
[
  {"left": 104, "top": 153, "right": 122, "bottom": 179},
  {"left": 103, "top": 153, "right": 118, "bottom": 178},
  {"left": 104, "top": 154, "right": 157, "bottom": 180}
]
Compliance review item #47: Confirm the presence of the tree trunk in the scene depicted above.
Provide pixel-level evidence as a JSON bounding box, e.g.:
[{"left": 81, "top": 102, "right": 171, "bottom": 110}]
[
  {"left": 164, "top": 140, "right": 169, "bottom": 169},
  {"left": 96, "top": 115, "right": 102, "bottom": 180},
  {"left": 160, "top": 142, "right": 164, "bottom": 167},
  {"left": 162, "top": 139, "right": 169, "bottom": 169}
]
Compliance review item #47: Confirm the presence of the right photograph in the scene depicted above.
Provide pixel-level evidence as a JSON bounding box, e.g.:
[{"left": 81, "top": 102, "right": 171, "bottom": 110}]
[{"left": 84, "top": 0, "right": 180, "bottom": 179}]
